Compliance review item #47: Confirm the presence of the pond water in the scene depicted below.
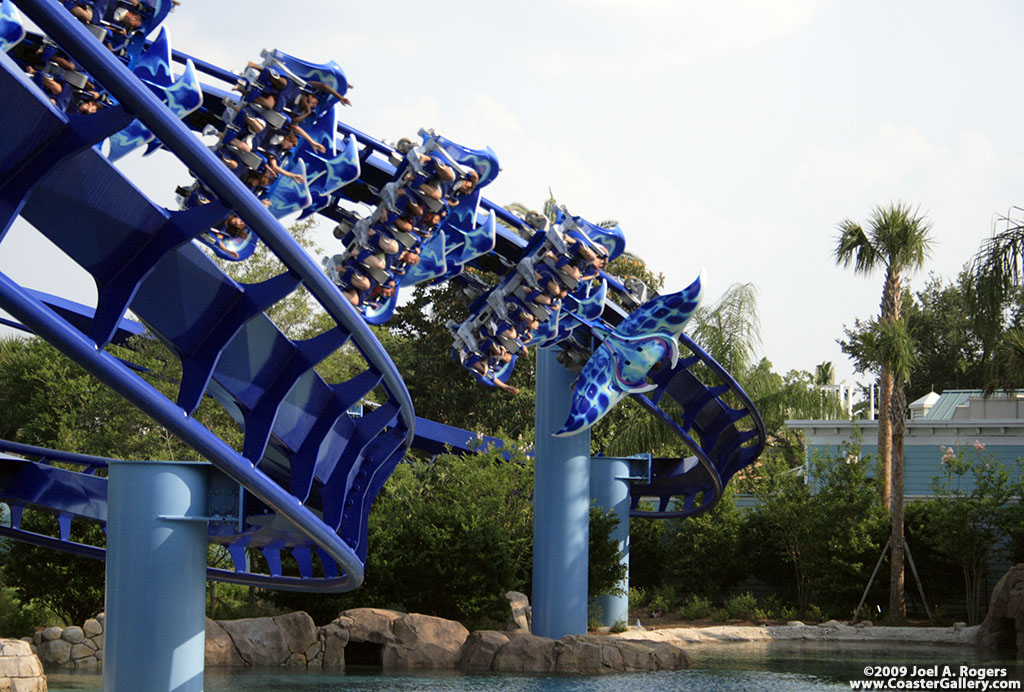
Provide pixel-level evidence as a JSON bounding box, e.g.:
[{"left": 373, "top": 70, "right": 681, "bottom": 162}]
[{"left": 45, "top": 641, "right": 1024, "bottom": 691}]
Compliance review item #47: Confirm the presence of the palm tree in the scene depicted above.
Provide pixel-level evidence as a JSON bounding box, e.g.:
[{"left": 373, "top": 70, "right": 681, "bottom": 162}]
[
  {"left": 834, "top": 202, "right": 933, "bottom": 511},
  {"left": 874, "top": 317, "right": 915, "bottom": 621},
  {"left": 968, "top": 209, "right": 1024, "bottom": 390}
]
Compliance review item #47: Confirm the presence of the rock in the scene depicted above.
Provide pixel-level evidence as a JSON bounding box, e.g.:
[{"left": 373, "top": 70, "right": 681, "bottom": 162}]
[
  {"left": 334, "top": 608, "right": 403, "bottom": 646},
  {"left": 383, "top": 613, "right": 469, "bottom": 669},
  {"left": 73, "top": 656, "right": 99, "bottom": 673},
  {"left": 492, "top": 633, "right": 556, "bottom": 673},
  {"left": 320, "top": 622, "right": 348, "bottom": 668},
  {"left": 30, "top": 634, "right": 40, "bottom": 647},
  {"left": 205, "top": 618, "right": 243, "bottom": 667},
  {"left": 272, "top": 612, "right": 318, "bottom": 657},
  {"left": 39, "top": 629, "right": 61, "bottom": 643},
  {"left": 505, "top": 591, "right": 531, "bottom": 632},
  {"left": 819, "top": 620, "right": 843, "bottom": 629},
  {"left": 82, "top": 619, "right": 102, "bottom": 638},
  {"left": 786, "top": 621, "right": 806, "bottom": 627},
  {"left": 37, "top": 638, "right": 72, "bottom": 666},
  {"left": 285, "top": 653, "right": 306, "bottom": 666},
  {"left": 304, "top": 641, "right": 322, "bottom": 662},
  {"left": 646, "top": 640, "right": 689, "bottom": 670},
  {"left": 217, "top": 617, "right": 289, "bottom": 666},
  {"left": 979, "top": 564, "right": 1024, "bottom": 655},
  {"left": 458, "top": 630, "right": 510, "bottom": 672},
  {"left": 857, "top": 621, "right": 873, "bottom": 628},
  {"left": 0, "top": 638, "right": 47, "bottom": 692},
  {"left": 69, "top": 644, "right": 93, "bottom": 661},
  {"left": 601, "top": 641, "right": 624, "bottom": 670},
  {"left": 61, "top": 627, "right": 84, "bottom": 645},
  {"left": 611, "top": 639, "right": 655, "bottom": 671},
  {"left": 554, "top": 636, "right": 603, "bottom": 674}
]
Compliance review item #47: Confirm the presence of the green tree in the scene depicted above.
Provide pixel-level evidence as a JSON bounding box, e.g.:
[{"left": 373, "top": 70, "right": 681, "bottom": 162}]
[
  {"left": 663, "top": 485, "right": 748, "bottom": 600},
  {"left": 742, "top": 440, "right": 887, "bottom": 617},
  {"left": 834, "top": 202, "right": 933, "bottom": 512},
  {"left": 919, "top": 444, "right": 1023, "bottom": 624},
  {"left": 0, "top": 510, "right": 105, "bottom": 626}
]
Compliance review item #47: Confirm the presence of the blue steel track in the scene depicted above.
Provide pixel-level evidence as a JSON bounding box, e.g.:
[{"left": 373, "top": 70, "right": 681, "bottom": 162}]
[{"left": 0, "top": 0, "right": 765, "bottom": 591}]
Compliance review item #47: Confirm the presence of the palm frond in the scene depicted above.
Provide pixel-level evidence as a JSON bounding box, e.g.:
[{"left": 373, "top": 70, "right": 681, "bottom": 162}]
[{"left": 690, "top": 282, "right": 762, "bottom": 376}]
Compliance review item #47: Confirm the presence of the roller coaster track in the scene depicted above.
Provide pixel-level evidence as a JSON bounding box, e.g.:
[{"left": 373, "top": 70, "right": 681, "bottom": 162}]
[{"left": 0, "top": 0, "right": 765, "bottom": 593}]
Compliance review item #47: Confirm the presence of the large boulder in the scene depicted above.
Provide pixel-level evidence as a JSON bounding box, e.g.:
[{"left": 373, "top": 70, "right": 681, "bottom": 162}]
[
  {"left": 36, "top": 638, "right": 71, "bottom": 667},
  {"left": 272, "top": 612, "right": 318, "bottom": 660},
  {"left": 458, "top": 631, "right": 510, "bottom": 672},
  {"left": 320, "top": 622, "right": 349, "bottom": 668},
  {"left": 205, "top": 618, "right": 243, "bottom": 667},
  {"left": 492, "top": 633, "right": 557, "bottom": 673},
  {"left": 383, "top": 614, "right": 469, "bottom": 669},
  {"left": 554, "top": 636, "right": 604, "bottom": 674},
  {"left": 216, "top": 616, "right": 290, "bottom": 666},
  {"left": 505, "top": 591, "right": 531, "bottom": 632},
  {"left": 978, "top": 564, "right": 1024, "bottom": 655},
  {"left": 333, "top": 609, "right": 403, "bottom": 646},
  {"left": 0, "top": 639, "right": 47, "bottom": 692}
]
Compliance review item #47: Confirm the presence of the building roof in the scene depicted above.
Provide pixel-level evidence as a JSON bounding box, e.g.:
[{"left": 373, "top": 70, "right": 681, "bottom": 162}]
[{"left": 924, "top": 389, "right": 1024, "bottom": 421}]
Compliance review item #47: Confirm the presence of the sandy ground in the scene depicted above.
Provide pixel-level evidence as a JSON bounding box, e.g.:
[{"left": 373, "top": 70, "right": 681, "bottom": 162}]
[{"left": 613, "top": 621, "right": 979, "bottom": 647}]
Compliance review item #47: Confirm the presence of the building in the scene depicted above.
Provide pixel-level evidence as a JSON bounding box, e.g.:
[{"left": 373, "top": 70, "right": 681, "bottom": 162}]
[{"left": 787, "top": 389, "right": 1024, "bottom": 499}]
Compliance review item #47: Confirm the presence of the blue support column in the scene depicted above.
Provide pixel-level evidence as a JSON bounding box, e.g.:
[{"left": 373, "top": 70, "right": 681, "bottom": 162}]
[
  {"left": 590, "top": 457, "right": 631, "bottom": 627},
  {"left": 104, "top": 461, "right": 209, "bottom": 692},
  {"left": 533, "top": 347, "right": 591, "bottom": 638}
]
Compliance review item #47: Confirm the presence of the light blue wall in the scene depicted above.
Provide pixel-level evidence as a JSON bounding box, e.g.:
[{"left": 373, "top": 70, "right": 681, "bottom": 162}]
[{"left": 806, "top": 442, "right": 1024, "bottom": 497}]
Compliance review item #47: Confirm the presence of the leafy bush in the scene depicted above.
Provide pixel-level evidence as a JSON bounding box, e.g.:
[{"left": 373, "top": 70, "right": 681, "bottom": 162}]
[
  {"left": 610, "top": 619, "right": 629, "bottom": 633},
  {"left": 742, "top": 439, "right": 888, "bottom": 617},
  {"left": 664, "top": 486, "right": 748, "bottom": 599},
  {"left": 647, "top": 584, "right": 676, "bottom": 614},
  {"left": 723, "top": 591, "right": 757, "bottom": 620},
  {"left": 628, "top": 586, "right": 648, "bottom": 610},
  {"left": 677, "top": 594, "right": 713, "bottom": 620},
  {"left": 915, "top": 445, "right": 1024, "bottom": 624}
]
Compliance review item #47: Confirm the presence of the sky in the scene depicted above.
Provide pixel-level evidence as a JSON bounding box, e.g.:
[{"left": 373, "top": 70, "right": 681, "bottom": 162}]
[{"left": 4, "top": 0, "right": 1024, "bottom": 394}]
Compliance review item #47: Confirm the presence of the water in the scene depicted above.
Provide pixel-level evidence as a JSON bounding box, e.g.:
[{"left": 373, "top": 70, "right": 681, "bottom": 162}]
[{"left": 44, "top": 641, "right": 1024, "bottom": 691}]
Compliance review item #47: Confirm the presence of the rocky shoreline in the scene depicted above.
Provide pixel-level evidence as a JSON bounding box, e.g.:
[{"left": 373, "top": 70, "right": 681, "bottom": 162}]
[{"left": 8, "top": 564, "right": 1024, "bottom": 687}]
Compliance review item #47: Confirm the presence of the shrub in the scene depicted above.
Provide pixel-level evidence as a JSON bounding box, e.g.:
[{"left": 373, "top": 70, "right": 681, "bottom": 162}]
[
  {"left": 647, "top": 584, "right": 676, "bottom": 614},
  {"left": 628, "top": 586, "right": 648, "bottom": 610},
  {"left": 677, "top": 594, "right": 713, "bottom": 620},
  {"left": 610, "top": 619, "right": 628, "bottom": 633},
  {"left": 724, "top": 591, "right": 757, "bottom": 620}
]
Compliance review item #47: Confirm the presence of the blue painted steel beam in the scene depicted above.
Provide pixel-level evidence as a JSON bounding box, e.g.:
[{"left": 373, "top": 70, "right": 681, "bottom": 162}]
[
  {"left": 532, "top": 348, "right": 590, "bottom": 638},
  {"left": 104, "top": 461, "right": 208, "bottom": 692},
  {"left": 590, "top": 456, "right": 632, "bottom": 627}
]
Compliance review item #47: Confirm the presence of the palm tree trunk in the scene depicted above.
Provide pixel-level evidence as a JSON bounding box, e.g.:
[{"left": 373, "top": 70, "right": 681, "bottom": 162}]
[
  {"left": 889, "top": 385, "right": 907, "bottom": 621},
  {"left": 877, "top": 369, "right": 893, "bottom": 510},
  {"left": 877, "top": 265, "right": 901, "bottom": 511}
]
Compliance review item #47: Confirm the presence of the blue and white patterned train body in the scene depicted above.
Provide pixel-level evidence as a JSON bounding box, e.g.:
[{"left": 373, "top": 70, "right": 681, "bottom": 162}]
[
  {"left": 555, "top": 274, "right": 703, "bottom": 436},
  {"left": 0, "top": 0, "right": 25, "bottom": 52},
  {"left": 107, "top": 28, "right": 202, "bottom": 161}
]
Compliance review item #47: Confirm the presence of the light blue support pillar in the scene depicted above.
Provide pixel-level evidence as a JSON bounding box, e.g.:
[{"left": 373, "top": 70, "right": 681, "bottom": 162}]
[
  {"left": 104, "top": 461, "right": 209, "bottom": 692},
  {"left": 533, "top": 347, "right": 591, "bottom": 638},
  {"left": 590, "top": 457, "right": 631, "bottom": 627}
]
